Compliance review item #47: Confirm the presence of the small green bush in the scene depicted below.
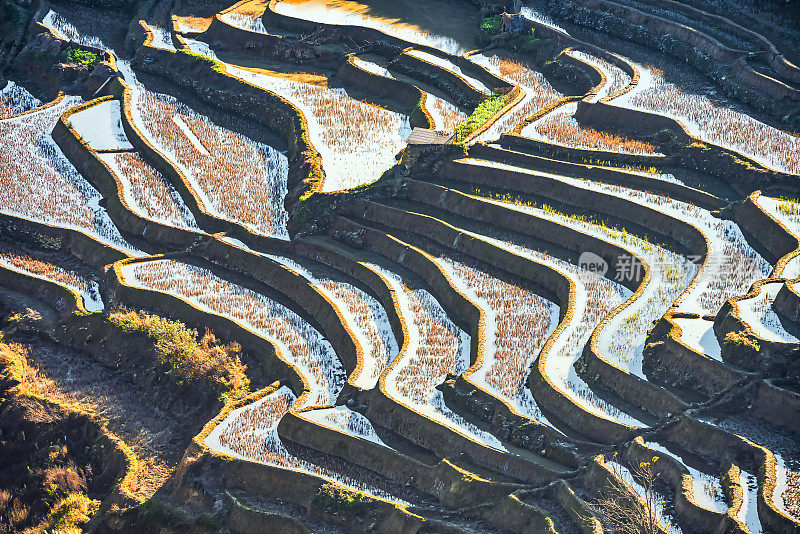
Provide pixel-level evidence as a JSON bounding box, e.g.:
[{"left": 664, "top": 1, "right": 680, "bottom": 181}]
[
  {"left": 139, "top": 497, "right": 179, "bottom": 527},
  {"left": 109, "top": 308, "right": 249, "bottom": 399},
  {"left": 454, "top": 94, "right": 509, "bottom": 143},
  {"left": 723, "top": 331, "right": 760, "bottom": 352},
  {"left": 43, "top": 492, "right": 100, "bottom": 531},
  {"left": 60, "top": 47, "right": 99, "bottom": 68},
  {"left": 479, "top": 15, "right": 502, "bottom": 35},
  {"left": 312, "top": 484, "right": 366, "bottom": 516},
  {"left": 181, "top": 49, "right": 225, "bottom": 73},
  {"left": 195, "top": 512, "right": 222, "bottom": 530}
]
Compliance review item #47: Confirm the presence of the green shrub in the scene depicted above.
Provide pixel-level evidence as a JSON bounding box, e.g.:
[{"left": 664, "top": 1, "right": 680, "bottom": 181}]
[
  {"left": 42, "top": 493, "right": 100, "bottom": 531},
  {"left": 181, "top": 49, "right": 225, "bottom": 73},
  {"left": 109, "top": 308, "right": 249, "bottom": 399},
  {"left": 312, "top": 484, "right": 366, "bottom": 516},
  {"left": 479, "top": 15, "right": 502, "bottom": 35},
  {"left": 195, "top": 512, "right": 222, "bottom": 530},
  {"left": 59, "top": 47, "right": 99, "bottom": 69},
  {"left": 139, "top": 497, "right": 179, "bottom": 527},
  {"left": 723, "top": 331, "right": 760, "bottom": 352},
  {"left": 454, "top": 94, "right": 509, "bottom": 143}
]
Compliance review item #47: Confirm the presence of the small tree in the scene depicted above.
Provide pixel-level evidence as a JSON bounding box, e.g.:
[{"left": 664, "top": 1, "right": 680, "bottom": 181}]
[{"left": 592, "top": 454, "right": 663, "bottom": 534}]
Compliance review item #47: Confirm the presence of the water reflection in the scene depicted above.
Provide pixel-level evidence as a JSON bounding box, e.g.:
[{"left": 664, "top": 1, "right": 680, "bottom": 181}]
[{"left": 274, "top": 0, "right": 479, "bottom": 54}]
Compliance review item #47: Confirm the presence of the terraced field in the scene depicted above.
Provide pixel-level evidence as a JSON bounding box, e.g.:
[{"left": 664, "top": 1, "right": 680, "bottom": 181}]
[{"left": 1, "top": 0, "right": 800, "bottom": 532}]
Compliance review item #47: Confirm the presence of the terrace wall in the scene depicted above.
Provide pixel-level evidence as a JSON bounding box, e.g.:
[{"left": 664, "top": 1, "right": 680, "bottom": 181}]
[
  {"left": 0, "top": 262, "right": 84, "bottom": 314},
  {"left": 667, "top": 416, "right": 800, "bottom": 534},
  {"left": 732, "top": 193, "right": 798, "bottom": 268},
  {"left": 730, "top": 56, "right": 800, "bottom": 102},
  {"left": 714, "top": 279, "right": 799, "bottom": 375},
  {"left": 477, "top": 493, "right": 568, "bottom": 534},
  {"left": 535, "top": 47, "right": 601, "bottom": 98},
  {"left": 182, "top": 386, "right": 432, "bottom": 534},
  {"left": 343, "top": 207, "right": 483, "bottom": 333},
  {"left": 277, "top": 410, "right": 521, "bottom": 508},
  {"left": 51, "top": 97, "right": 203, "bottom": 250},
  {"left": 565, "top": 48, "right": 607, "bottom": 100},
  {"left": 542, "top": 0, "right": 800, "bottom": 115},
  {"left": 338, "top": 203, "right": 636, "bottom": 444},
  {"left": 774, "top": 281, "right": 800, "bottom": 324},
  {"left": 577, "top": 336, "right": 686, "bottom": 420},
  {"left": 436, "top": 160, "right": 707, "bottom": 258},
  {"left": 623, "top": 437, "right": 731, "bottom": 533},
  {"left": 107, "top": 258, "right": 306, "bottom": 396},
  {"left": 390, "top": 51, "right": 487, "bottom": 111},
  {"left": 615, "top": 0, "right": 772, "bottom": 57},
  {"left": 201, "top": 15, "right": 341, "bottom": 68},
  {"left": 573, "top": 101, "right": 800, "bottom": 193},
  {"left": 496, "top": 133, "right": 672, "bottom": 168},
  {"left": 450, "top": 53, "right": 511, "bottom": 94},
  {"left": 751, "top": 380, "right": 800, "bottom": 436},
  {"left": 471, "top": 143, "right": 722, "bottom": 210},
  {"left": 643, "top": 314, "right": 742, "bottom": 397},
  {"left": 527, "top": 314, "right": 637, "bottom": 444},
  {"left": 552, "top": 480, "right": 604, "bottom": 533},
  {"left": 129, "top": 32, "right": 324, "bottom": 230},
  {"left": 365, "top": 386, "right": 562, "bottom": 485},
  {"left": 227, "top": 497, "right": 309, "bottom": 534},
  {"left": 293, "top": 236, "right": 406, "bottom": 355},
  {"left": 442, "top": 376, "right": 587, "bottom": 468},
  {"left": 337, "top": 54, "right": 433, "bottom": 130},
  {"left": 0, "top": 213, "right": 129, "bottom": 269},
  {"left": 192, "top": 237, "right": 360, "bottom": 381},
  {"left": 583, "top": 457, "right": 661, "bottom": 527}
]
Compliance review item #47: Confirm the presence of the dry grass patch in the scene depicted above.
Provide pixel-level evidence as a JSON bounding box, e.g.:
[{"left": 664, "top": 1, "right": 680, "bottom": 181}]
[{"left": 530, "top": 107, "right": 659, "bottom": 154}]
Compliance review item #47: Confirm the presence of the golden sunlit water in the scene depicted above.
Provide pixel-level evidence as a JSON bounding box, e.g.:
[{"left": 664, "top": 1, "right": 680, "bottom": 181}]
[{"left": 274, "top": 0, "right": 479, "bottom": 54}]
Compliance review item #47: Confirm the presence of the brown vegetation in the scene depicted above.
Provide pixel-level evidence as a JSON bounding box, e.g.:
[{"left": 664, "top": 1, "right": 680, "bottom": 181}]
[
  {"left": 0, "top": 343, "right": 107, "bottom": 533},
  {"left": 109, "top": 307, "right": 249, "bottom": 400}
]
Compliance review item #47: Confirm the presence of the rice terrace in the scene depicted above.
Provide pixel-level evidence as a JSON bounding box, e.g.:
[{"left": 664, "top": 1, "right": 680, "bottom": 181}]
[{"left": 1, "top": 0, "right": 800, "bottom": 531}]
